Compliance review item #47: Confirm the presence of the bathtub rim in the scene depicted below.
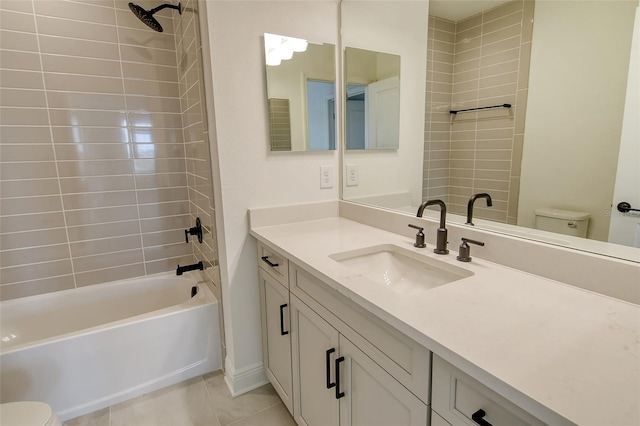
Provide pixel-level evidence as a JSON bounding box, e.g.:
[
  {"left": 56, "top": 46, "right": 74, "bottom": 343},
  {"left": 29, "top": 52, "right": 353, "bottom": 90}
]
[{"left": 0, "top": 271, "right": 217, "bottom": 355}]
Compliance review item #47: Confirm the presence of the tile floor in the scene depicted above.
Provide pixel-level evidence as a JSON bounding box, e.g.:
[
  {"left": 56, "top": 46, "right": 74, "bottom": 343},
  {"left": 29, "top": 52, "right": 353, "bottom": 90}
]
[{"left": 63, "top": 370, "right": 296, "bottom": 426}]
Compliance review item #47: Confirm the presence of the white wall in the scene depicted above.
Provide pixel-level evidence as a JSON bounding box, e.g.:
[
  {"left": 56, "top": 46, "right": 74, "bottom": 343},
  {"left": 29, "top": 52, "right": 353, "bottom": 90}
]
[
  {"left": 202, "top": 0, "right": 339, "bottom": 394},
  {"left": 341, "top": 1, "right": 429, "bottom": 208},
  {"left": 519, "top": 0, "right": 637, "bottom": 241}
]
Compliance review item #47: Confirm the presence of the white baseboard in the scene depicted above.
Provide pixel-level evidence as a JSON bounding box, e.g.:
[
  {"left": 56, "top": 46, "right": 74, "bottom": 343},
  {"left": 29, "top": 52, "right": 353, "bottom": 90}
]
[{"left": 223, "top": 359, "right": 269, "bottom": 397}]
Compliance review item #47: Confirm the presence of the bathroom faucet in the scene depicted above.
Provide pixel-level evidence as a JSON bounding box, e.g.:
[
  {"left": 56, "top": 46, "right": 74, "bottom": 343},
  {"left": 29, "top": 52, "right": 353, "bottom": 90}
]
[
  {"left": 416, "top": 199, "right": 449, "bottom": 254},
  {"left": 466, "top": 193, "right": 493, "bottom": 226}
]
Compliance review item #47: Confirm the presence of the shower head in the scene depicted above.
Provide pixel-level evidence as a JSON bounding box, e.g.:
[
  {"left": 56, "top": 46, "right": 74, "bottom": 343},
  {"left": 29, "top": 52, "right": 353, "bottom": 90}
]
[{"left": 128, "top": 2, "right": 181, "bottom": 33}]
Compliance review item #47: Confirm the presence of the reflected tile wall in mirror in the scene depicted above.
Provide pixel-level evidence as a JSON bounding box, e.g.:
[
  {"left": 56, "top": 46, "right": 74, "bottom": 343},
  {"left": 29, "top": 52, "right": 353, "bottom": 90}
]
[{"left": 424, "top": 0, "right": 534, "bottom": 224}]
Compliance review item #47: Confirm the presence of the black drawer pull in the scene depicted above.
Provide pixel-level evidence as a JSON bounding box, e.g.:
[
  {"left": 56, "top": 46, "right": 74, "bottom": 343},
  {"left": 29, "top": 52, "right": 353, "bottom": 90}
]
[
  {"left": 261, "top": 256, "right": 279, "bottom": 268},
  {"left": 472, "top": 409, "right": 492, "bottom": 426},
  {"left": 326, "top": 348, "right": 336, "bottom": 389},
  {"left": 279, "top": 304, "right": 288, "bottom": 335},
  {"left": 335, "top": 356, "right": 345, "bottom": 399}
]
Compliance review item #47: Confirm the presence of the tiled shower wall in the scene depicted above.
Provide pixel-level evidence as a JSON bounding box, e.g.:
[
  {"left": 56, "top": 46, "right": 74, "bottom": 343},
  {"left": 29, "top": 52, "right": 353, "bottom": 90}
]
[
  {"left": 423, "top": 0, "right": 534, "bottom": 224},
  {"left": 0, "top": 0, "right": 219, "bottom": 301},
  {"left": 173, "top": 0, "right": 224, "bottom": 358}
]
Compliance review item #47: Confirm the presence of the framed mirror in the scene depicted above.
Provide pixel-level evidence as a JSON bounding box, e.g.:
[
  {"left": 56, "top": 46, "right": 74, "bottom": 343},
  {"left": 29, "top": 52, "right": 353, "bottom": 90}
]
[
  {"left": 345, "top": 47, "right": 401, "bottom": 149},
  {"left": 264, "top": 33, "right": 337, "bottom": 151},
  {"left": 341, "top": 0, "right": 640, "bottom": 263}
]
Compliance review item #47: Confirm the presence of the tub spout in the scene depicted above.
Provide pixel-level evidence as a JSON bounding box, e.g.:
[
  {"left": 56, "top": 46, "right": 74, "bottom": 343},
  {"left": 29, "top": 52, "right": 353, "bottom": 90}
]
[{"left": 176, "top": 261, "right": 204, "bottom": 276}]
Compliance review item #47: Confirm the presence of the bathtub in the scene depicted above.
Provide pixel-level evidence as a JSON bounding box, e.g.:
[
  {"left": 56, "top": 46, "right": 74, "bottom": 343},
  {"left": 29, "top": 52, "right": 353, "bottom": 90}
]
[{"left": 0, "top": 272, "right": 222, "bottom": 421}]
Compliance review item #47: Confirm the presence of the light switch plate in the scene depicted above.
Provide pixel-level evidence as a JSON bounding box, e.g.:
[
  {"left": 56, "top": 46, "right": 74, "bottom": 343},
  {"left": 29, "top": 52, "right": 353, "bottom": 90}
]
[
  {"left": 320, "top": 165, "right": 333, "bottom": 188},
  {"left": 346, "top": 164, "right": 358, "bottom": 187}
]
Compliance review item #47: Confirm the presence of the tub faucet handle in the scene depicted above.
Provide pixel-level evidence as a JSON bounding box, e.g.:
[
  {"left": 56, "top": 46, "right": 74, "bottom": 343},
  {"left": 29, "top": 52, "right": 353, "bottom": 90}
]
[{"left": 185, "top": 217, "right": 203, "bottom": 244}]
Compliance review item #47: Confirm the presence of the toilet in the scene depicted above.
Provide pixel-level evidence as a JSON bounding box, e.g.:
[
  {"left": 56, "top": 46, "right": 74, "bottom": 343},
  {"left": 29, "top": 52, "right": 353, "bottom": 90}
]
[
  {"left": 0, "top": 402, "right": 62, "bottom": 426},
  {"left": 534, "top": 207, "right": 590, "bottom": 238}
]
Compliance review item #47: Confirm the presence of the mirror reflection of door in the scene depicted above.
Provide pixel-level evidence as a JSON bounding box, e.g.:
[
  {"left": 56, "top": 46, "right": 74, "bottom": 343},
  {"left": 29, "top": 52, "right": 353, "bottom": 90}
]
[
  {"left": 367, "top": 76, "right": 399, "bottom": 149},
  {"left": 346, "top": 84, "right": 366, "bottom": 149},
  {"left": 306, "top": 80, "right": 336, "bottom": 150},
  {"left": 344, "top": 47, "right": 401, "bottom": 150}
]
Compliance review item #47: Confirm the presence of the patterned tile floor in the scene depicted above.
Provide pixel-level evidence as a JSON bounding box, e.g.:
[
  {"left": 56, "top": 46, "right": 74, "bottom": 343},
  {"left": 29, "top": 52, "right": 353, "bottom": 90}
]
[{"left": 63, "top": 370, "right": 295, "bottom": 426}]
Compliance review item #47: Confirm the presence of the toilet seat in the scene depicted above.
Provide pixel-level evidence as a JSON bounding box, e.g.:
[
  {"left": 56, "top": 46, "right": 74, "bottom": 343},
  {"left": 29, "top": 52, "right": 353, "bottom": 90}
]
[{"left": 0, "top": 401, "right": 62, "bottom": 426}]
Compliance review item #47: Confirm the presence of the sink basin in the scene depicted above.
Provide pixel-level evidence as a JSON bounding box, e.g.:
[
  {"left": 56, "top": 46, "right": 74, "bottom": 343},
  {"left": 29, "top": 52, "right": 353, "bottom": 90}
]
[{"left": 329, "top": 244, "right": 473, "bottom": 292}]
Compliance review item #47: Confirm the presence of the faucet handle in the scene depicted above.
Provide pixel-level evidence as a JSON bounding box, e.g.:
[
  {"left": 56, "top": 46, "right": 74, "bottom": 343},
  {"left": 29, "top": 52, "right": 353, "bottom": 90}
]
[
  {"left": 408, "top": 224, "right": 426, "bottom": 248},
  {"left": 456, "top": 238, "right": 484, "bottom": 262}
]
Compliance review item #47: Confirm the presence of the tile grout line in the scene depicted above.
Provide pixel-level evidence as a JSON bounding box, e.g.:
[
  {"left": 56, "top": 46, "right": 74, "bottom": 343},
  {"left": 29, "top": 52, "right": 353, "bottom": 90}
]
[
  {"left": 225, "top": 401, "right": 288, "bottom": 426},
  {"left": 30, "top": 0, "right": 79, "bottom": 290},
  {"left": 113, "top": 0, "right": 149, "bottom": 276},
  {"left": 200, "top": 373, "right": 224, "bottom": 426}
]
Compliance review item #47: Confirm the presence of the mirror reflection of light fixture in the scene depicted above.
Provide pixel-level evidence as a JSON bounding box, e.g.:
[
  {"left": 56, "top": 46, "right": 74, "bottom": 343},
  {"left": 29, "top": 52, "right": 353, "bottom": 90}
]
[{"left": 265, "top": 33, "right": 308, "bottom": 66}]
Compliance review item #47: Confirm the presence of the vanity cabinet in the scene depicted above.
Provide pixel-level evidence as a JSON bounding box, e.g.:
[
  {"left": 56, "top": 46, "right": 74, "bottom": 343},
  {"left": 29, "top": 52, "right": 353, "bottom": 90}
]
[
  {"left": 291, "top": 295, "right": 427, "bottom": 426},
  {"left": 257, "top": 244, "right": 293, "bottom": 413},
  {"left": 257, "top": 242, "right": 430, "bottom": 425},
  {"left": 431, "top": 355, "right": 545, "bottom": 426}
]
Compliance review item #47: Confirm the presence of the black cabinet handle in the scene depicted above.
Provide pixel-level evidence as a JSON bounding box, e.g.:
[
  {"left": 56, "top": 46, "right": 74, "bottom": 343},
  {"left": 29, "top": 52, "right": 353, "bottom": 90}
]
[
  {"left": 326, "top": 348, "right": 336, "bottom": 389},
  {"left": 279, "top": 304, "right": 288, "bottom": 336},
  {"left": 472, "top": 409, "right": 492, "bottom": 426},
  {"left": 335, "top": 356, "right": 345, "bottom": 399},
  {"left": 261, "top": 256, "right": 279, "bottom": 268}
]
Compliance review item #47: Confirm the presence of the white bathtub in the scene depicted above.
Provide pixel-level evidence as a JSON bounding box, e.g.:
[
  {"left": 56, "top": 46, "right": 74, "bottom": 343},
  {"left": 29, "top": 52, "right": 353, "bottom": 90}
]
[{"left": 0, "top": 272, "right": 222, "bottom": 421}]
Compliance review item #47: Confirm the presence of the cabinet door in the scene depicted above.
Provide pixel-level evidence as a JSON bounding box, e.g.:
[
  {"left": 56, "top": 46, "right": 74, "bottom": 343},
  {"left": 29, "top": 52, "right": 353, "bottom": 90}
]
[
  {"left": 291, "top": 295, "right": 340, "bottom": 426},
  {"left": 338, "top": 335, "right": 428, "bottom": 426},
  {"left": 259, "top": 270, "right": 293, "bottom": 412}
]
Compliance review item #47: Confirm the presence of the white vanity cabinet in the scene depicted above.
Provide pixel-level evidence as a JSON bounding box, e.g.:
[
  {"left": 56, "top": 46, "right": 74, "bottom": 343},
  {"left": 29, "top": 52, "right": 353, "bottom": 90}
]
[
  {"left": 291, "top": 294, "right": 427, "bottom": 426},
  {"left": 256, "top": 242, "right": 430, "bottom": 425},
  {"left": 257, "top": 244, "right": 293, "bottom": 413}
]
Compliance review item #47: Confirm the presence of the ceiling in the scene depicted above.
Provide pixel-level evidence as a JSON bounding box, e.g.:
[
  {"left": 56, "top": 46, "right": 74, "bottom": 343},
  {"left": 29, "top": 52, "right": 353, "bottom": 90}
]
[{"left": 429, "top": 0, "right": 513, "bottom": 21}]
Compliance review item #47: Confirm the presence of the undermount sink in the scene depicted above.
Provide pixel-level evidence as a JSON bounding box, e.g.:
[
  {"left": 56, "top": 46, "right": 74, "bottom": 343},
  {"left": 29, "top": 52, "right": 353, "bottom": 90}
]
[{"left": 329, "top": 244, "right": 473, "bottom": 292}]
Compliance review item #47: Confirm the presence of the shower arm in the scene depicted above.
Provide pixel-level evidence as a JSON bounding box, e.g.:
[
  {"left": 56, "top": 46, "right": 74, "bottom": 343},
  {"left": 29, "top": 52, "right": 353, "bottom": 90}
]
[{"left": 149, "top": 3, "right": 181, "bottom": 15}]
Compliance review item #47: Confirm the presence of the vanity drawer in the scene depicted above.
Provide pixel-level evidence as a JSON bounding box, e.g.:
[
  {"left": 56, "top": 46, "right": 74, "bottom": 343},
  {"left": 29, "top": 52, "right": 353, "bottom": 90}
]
[
  {"left": 290, "top": 264, "right": 430, "bottom": 404},
  {"left": 432, "top": 355, "right": 544, "bottom": 426},
  {"left": 257, "top": 242, "right": 289, "bottom": 287}
]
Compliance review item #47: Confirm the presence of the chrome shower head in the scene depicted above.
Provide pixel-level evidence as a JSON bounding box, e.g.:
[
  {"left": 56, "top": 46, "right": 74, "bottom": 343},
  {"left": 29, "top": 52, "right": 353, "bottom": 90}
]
[{"left": 128, "top": 2, "right": 181, "bottom": 33}]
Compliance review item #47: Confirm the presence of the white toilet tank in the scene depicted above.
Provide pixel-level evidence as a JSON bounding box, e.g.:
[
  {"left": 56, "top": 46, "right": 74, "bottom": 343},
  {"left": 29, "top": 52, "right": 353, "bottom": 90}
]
[{"left": 534, "top": 208, "right": 590, "bottom": 237}]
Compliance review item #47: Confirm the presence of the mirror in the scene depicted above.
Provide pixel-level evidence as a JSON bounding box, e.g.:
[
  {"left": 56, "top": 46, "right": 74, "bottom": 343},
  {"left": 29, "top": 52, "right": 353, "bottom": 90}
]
[
  {"left": 345, "top": 47, "right": 401, "bottom": 149},
  {"left": 341, "top": 0, "right": 429, "bottom": 204},
  {"left": 264, "top": 33, "right": 336, "bottom": 151},
  {"left": 341, "top": 0, "right": 640, "bottom": 263}
]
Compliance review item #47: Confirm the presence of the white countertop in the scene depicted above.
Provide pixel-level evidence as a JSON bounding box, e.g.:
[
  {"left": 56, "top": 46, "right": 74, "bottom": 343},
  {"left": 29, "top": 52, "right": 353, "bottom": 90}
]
[{"left": 250, "top": 217, "right": 640, "bottom": 426}]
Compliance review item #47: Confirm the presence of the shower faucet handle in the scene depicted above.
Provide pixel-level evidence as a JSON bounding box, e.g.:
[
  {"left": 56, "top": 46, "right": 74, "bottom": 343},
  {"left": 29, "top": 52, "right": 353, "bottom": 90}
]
[{"left": 185, "top": 217, "right": 203, "bottom": 244}]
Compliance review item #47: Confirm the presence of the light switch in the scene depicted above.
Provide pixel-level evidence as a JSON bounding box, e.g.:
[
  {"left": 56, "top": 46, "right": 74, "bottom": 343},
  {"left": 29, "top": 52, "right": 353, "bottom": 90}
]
[
  {"left": 346, "top": 164, "right": 358, "bottom": 187},
  {"left": 320, "top": 165, "right": 333, "bottom": 188}
]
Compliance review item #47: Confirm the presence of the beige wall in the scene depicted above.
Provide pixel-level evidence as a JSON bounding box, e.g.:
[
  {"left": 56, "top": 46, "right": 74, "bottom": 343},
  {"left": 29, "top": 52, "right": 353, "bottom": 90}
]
[
  {"left": 424, "top": 0, "right": 534, "bottom": 223},
  {"left": 0, "top": 0, "right": 219, "bottom": 300},
  {"left": 519, "top": 0, "right": 637, "bottom": 241}
]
